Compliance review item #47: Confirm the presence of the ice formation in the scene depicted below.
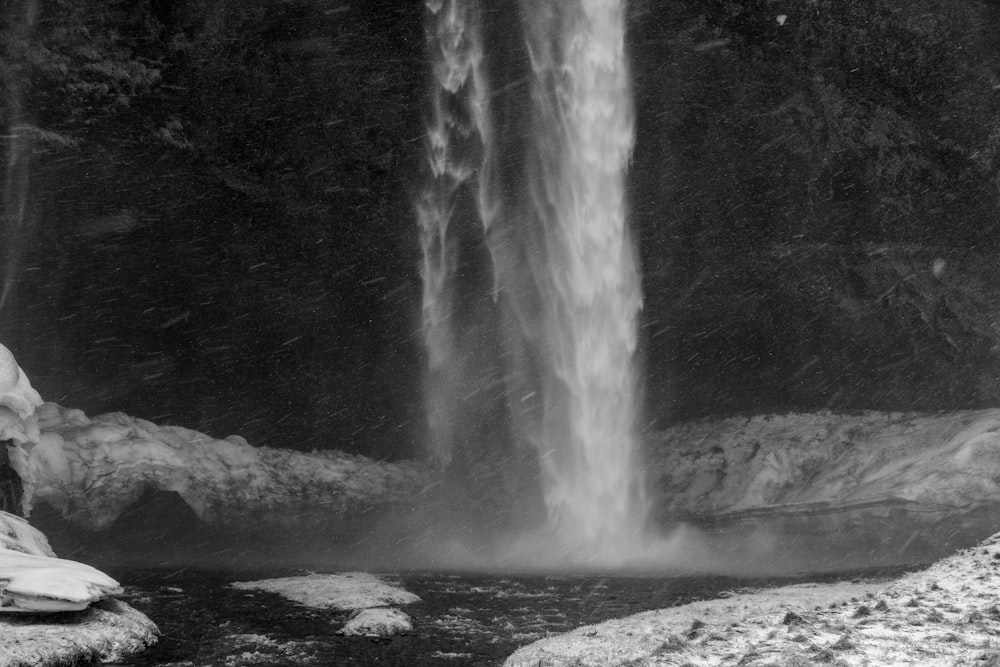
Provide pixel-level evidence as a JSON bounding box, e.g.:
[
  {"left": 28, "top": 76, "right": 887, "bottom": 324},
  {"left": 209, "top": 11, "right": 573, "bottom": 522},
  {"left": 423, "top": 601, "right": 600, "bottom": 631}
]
[
  {"left": 22, "top": 403, "right": 432, "bottom": 530},
  {"left": 0, "top": 343, "right": 42, "bottom": 493},
  {"left": 0, "top": 342, "right": 42, "bottom": 426}
]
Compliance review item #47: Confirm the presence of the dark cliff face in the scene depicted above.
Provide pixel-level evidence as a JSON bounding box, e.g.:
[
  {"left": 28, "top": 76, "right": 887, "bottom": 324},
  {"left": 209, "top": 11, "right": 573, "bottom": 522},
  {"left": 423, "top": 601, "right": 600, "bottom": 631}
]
[
  {"left": 0, "top": 0, "right": 428, "bottom": 457},
  {"left": 2, "top": 0, "right": 1000, "bottom": 458}
]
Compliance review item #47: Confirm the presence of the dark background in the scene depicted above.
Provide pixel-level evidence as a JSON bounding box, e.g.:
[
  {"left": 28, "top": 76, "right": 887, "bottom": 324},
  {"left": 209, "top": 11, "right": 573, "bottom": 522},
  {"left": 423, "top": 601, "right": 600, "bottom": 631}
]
[{"left": 2, "top": 0, "right": 1000, "bottom": 459}]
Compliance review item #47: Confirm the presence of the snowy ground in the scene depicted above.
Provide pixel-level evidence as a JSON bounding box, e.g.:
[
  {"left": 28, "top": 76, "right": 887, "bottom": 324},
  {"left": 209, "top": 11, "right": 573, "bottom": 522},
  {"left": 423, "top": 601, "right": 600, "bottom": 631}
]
[{"left": 505, "top": 533, "right": 1000, "bottom": 666}]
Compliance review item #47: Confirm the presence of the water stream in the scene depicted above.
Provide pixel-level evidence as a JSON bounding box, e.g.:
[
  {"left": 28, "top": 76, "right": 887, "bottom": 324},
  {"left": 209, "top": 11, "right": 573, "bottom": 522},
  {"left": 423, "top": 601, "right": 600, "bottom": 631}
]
[
  {"left": 417, "top": 0, "right": 644, "bottom": 553},
  {"left": 0, "top": 0, "right": 38, "bottom": 318}
]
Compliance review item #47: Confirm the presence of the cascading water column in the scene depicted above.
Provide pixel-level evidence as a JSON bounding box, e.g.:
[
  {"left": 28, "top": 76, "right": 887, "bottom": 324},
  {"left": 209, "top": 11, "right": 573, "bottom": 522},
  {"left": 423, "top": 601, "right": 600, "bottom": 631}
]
[
  {"left": 416, "top": 0, "right": 496, "bottom": 468},
  {"left": 519, "top": 0, "right": 645, "bottom": 550},
  {"left": 1, "top": 0, "right": 38, "bottom": 318},
  {"left": 416, "top": 0, "right": 645, "bottom": 559}
]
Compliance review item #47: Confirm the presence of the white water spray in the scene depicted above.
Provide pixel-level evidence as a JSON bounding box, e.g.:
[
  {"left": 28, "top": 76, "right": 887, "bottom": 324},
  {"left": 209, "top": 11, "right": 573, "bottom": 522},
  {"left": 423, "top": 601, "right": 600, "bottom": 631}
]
[{"left": 418, "top": 0, "right": 644, "bottom": 553}]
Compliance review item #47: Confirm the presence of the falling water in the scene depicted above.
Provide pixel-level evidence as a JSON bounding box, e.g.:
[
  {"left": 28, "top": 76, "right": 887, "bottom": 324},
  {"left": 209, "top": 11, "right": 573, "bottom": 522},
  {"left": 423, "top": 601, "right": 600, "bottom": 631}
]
[
  {"left": 416, "top": 0, "right": 496, "bottom": 468},
  {"left": 0, "top": 0, "right": 38, "bottom": 318},
  {"left": 418, "top": 0, "right": 644, "bottom": 553}
]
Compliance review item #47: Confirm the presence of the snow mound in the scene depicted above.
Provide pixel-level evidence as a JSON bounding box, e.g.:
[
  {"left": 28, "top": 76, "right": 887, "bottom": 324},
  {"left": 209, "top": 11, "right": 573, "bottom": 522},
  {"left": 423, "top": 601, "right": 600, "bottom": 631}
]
[
  {"left": 231, "top": 572, "right": 420, "bottom": 610},
  {"left": 21, "top": 403, "right": 432, "bottom": 530}
]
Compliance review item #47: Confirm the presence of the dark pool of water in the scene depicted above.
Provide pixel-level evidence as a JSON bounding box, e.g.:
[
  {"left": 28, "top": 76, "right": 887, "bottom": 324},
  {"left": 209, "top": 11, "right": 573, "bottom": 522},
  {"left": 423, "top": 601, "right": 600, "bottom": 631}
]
[{"left": 104, "top": 566, "right": 912, "bottom": 667}]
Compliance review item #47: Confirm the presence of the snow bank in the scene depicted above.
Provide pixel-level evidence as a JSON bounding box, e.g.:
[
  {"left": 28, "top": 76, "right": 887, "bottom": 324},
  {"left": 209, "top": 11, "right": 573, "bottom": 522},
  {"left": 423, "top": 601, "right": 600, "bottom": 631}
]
[
  {"left": 504, "top": 531, "right": 1000, "bottom": 666},
  {"left": 21, "top": 403, "right": 432, "bottom": 530}
]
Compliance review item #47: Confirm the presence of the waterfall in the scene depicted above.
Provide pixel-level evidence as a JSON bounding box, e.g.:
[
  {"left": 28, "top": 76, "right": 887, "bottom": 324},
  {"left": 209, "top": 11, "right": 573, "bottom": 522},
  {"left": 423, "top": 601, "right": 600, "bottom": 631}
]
[
  {"left": 1, "top": 0, "right": 38, "bottom": 318},
  {"left": 418, "top": 0, "right": 644, "bottom": 552},
  {"left": 520, "top": 0, "right": 644, "bottom": 546},
  {"left": 416, "top": 0, "right": 496, "bottom": 468}
]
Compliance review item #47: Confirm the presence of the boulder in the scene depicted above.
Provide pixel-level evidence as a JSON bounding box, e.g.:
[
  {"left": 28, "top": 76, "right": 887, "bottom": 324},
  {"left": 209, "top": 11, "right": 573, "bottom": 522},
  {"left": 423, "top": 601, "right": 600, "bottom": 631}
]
[{"left": 338, "top": 607, "right": 413, "bottom": 637}]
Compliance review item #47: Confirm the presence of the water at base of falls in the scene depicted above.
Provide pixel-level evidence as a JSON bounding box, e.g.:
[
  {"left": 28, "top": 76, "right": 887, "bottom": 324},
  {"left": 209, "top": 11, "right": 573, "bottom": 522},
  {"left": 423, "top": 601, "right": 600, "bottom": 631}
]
[{"left": 417, "top": 0, "right": 645, "bottom": 556}]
